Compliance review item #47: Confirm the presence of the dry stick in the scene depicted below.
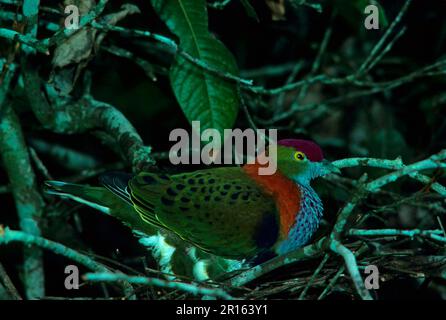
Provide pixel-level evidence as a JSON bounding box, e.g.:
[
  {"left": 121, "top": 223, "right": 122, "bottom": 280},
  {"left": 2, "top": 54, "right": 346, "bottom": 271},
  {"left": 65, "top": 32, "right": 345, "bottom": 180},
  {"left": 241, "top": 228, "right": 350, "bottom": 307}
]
[
  {"left": 0, "top": 261, "right": 22, "bottom": 300},
  {"left": 84, "top": 273, "right": 234, "bottom": 300},
  {"left": 318, "top": 244, "right": 368, "bottom": 300},
  {"left": 348, "top": 229, "right": 446, "bottom": 244},
  {"left": 298, "top": 253, "right": 330, "bottom": 300},
  {"left": 437, "top": 217, "right": 446, "bottom": 239},
  {"left": 318, "top": 266, "right": 345, "bottom": 300},
  {"left": 29, "top": 147, "right": 53, "bottom": 180},
  {"left": 229, "top": 237, "right": 326, "bottom": 287},
  {"left": 355, "top": 0, "right": 413, "bottom": 78},
  {"left": 329, "top": 241, "right": 371, "bottom": 300},
  {"left": 362, "top": 26, "right": 407, "bottom": 76},
  {"left": 327, "top": 175, "right": 373, "bottom": 300}
]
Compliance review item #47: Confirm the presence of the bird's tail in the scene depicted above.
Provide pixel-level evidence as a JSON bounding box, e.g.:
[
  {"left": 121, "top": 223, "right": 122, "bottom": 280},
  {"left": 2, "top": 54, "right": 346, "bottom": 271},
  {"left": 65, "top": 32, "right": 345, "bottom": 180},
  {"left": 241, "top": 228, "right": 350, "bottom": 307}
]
[
  {"left": 44, "top": 175, "right": 157, "bottom": 235},
  {"left": 98, "top": 171, "right": 133, "bottom": 206},
  {"left": 44, "top": 180, "right": 122, "bottom": 215}
]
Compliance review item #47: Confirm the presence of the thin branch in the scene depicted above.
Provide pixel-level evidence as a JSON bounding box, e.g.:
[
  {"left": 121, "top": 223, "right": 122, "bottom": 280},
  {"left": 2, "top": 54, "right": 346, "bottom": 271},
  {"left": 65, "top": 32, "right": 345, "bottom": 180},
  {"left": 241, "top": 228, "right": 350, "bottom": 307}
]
[
  {"left": 0, "top": 261, "right": 22, "bottom": 300},
  {"left": 298, "top": 253, "right": 330, "bottom": 300},
  {"left": 84, "top": 273, "right": 234, "bottom": 300},
  {"left": 348, "top": 228, "right": 446, "bottom": 244},
  {"left": 317, "top": 266, "right": 345, "bottom": 300},
  {"left": 333, "top": 156, "right": 446, "bottom": 196},
  {"left": 356, "top": 0, "right": 413, "bottom": 77},
  {"left": 329, "top": 240, "right": 372, "bottom": 300},
  {"left": 228, "top": 237, "right": 326, "bottom": 287},
  {"left": 0, "top": 227, "right": 136, "bottom": 299}
]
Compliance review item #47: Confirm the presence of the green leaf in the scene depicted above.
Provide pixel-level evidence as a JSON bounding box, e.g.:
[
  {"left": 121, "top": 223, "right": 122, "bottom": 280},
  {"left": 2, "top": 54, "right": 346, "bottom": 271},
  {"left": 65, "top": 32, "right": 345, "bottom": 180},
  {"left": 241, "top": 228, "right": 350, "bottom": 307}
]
[{"left": 151, "top": 0, "right": 240, "bottom": 133}]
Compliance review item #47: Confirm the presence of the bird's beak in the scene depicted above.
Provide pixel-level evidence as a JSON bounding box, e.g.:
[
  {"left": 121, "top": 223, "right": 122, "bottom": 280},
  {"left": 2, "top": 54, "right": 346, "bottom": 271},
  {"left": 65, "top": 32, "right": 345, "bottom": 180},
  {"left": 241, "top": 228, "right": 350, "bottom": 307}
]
[{"left": 319, "top": 159, "right": 341, "bottom": 176}]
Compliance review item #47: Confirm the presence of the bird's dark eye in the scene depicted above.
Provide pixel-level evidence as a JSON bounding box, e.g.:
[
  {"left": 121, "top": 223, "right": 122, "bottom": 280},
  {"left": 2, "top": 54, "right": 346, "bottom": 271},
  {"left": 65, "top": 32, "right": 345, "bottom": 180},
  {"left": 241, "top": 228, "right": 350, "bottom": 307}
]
[{"left": 294, "top": 151, "right": 306, "bottom": 161}]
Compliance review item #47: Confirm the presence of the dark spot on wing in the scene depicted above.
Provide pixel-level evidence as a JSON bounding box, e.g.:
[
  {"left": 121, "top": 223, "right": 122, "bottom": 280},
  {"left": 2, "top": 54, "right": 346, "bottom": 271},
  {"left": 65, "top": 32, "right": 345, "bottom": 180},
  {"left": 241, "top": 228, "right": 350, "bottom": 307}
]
[
  {"left": 166, "top": 188, "right": 177, "bottom": 196},
  {"left": 253, "top": 212, "right": 279, "bottom": 248},
  {"left": 161, "top": 197, "right": 174, "bottom": 206},
  {"left": 142, "top": 175, "right": 157, "bottom": 185}
]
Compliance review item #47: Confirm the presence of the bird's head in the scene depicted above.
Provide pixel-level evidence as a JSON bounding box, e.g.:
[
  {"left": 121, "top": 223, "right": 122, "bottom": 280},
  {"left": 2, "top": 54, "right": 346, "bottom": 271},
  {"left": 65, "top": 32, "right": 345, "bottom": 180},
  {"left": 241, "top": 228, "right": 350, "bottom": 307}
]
[{"left": 271, "top": 139, "right": 339, "bottom": 185}]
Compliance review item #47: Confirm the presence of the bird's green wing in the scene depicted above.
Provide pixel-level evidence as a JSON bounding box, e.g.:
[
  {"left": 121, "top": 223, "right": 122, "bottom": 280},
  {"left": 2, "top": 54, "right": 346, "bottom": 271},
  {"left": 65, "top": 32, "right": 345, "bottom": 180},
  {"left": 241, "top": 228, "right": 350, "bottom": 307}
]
[{"left": 129, "top": 167, "right": 279, "bottom": 259}]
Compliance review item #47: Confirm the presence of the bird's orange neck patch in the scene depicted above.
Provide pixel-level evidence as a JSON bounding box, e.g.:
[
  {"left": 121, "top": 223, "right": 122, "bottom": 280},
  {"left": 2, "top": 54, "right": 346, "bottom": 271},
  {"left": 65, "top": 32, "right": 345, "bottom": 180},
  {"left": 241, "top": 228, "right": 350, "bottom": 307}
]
[{"left": 243, "top": 163, "right": 301, "bottom": 237}]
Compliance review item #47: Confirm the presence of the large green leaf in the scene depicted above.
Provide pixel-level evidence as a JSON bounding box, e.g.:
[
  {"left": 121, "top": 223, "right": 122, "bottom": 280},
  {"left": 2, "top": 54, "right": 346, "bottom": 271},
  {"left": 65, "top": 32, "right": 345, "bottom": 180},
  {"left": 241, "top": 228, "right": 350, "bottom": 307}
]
[{"left": 151, "top": 0, "right": 240, "bottom": 133}]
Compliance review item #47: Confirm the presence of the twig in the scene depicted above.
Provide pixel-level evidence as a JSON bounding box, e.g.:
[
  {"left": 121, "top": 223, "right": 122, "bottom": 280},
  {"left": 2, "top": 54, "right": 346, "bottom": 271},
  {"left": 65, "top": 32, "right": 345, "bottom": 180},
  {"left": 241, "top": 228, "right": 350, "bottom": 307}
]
[
  {"left": 84, "top": 273, "right": 234, "bottom": 300},
  {"left": 348, "top": 229, "right": 446, "bottom": 244},
  {"left": 208, "top": 0, "right": 233, "bottom": 10},
  {"left": 0, "top": 261, "right": 22, "bottom": 300},
  {"left": 298, "top": 253, "right": 330, "bottom": 300},
  {"left": 333, "top": 156, "right": 446, "bottom": 197},
  {"left": 355, "top": 0, "right": 412, "bottom": 78},
  {"left": 317, "top": 266, "right": 344, "bottom": 300},
  {"left": 229, "top": 237, "right": 326, "bottom": 287},
  {"left": 329, "top": 241, "right": 372, "bottom": 300},
  {"left": 29, "top": 147, "right": 53, "bottom": 180}
]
